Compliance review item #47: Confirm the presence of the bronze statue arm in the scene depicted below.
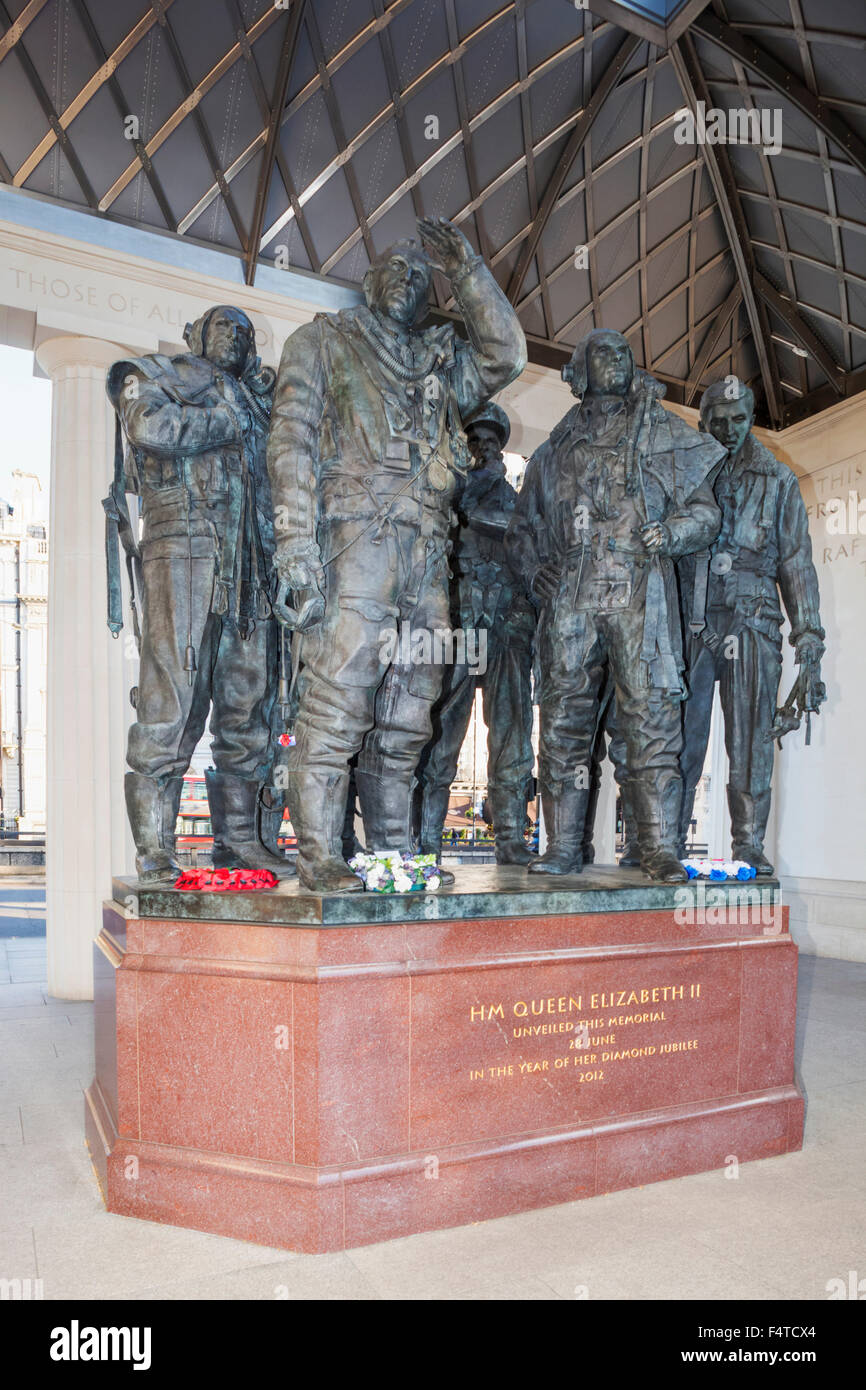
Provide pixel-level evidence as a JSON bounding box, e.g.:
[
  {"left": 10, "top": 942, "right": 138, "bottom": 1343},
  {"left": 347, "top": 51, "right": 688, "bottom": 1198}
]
[
  {"left": 776, "top": 472, "right": 825, "bottom": 651},
  {"left": 658, "top": 479, "right": 721, "bottom": 559},
  {"left": 417, "top": 220, "right": 526, "bottom": 418},
  {"left": 266, "top": 318, "right": 327, "bottom": 581},
  {"left": 111, "top": 368, "right": 243, "bottom": 458},
  {"left": 463, "top": 506, "right": 512, "bottom": 539},
  {"left": 505, "top": 454, "right": 554, "bottom": 599}
]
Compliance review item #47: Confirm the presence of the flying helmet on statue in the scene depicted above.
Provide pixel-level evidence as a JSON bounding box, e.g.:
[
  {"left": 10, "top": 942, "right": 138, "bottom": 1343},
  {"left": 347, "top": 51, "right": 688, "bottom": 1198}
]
[
  {"left": 183, "top": 305, "right": 274, "bottom": 395},
  {"left": 561, "top": 327, "right": 664, "bottom": 408}
]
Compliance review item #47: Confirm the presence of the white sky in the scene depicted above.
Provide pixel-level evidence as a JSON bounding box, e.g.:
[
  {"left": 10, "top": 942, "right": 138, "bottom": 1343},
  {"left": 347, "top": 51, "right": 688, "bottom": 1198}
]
[{"left": 0, "top": 345, "right": 51, "bottom": 507}]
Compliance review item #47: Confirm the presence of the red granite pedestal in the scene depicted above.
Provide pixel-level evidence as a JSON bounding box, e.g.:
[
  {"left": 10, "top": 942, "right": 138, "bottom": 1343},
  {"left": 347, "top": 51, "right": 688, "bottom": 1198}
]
[{"left": 85, "top": 870, "right": 804, "bottom": 1252}]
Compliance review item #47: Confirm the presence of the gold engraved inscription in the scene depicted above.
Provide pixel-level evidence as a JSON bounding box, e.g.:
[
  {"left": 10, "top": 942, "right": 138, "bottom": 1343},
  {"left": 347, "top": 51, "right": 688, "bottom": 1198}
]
[{"left": 467, "top": 981, "right": 704, "bottom": 1083}]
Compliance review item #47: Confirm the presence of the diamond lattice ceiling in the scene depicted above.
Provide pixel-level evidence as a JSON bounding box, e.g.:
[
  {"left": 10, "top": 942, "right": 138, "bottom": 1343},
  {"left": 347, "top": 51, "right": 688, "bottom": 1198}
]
[{"left": 1, "top": 0, "right": 865, "bottom": 427}]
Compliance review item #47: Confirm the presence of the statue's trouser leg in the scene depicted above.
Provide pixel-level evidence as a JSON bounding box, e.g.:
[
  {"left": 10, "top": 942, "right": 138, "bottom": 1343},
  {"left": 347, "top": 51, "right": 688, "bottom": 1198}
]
[
  {"left": 206, "top": 613, "right": 292, "bottom": 874},
  {"left": 355, "top": 562, "right": 450, "bottom": 855},
  {"left": 288, "top": 520, "right": 450, "bottom": 888},
  {"left": 482, "top": 639, "right": 536, "bottom": 864},
  {"left": 417, "top": 661, "right": 475, "bottom": 857},
  {"left": 719, "top": 619, "right": 781, "bottom": 874},
  {"left": 285, "top": 526, "right": 403, "bottom": 891},
  {"left": 678, "top": 634, "right": 720, "bottom": 855},
  {"left": 126, "top": 549, "right": 218, "bottom": 879},
  {"left": 604, "top": 609, "right": 687, "bottom": 883},
  {"left": 531, "top": 610, "right": 605, "bottom": 873}
]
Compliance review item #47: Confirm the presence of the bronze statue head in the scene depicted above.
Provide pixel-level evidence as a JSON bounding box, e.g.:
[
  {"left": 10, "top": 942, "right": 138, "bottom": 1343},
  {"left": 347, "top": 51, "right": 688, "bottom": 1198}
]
[
  {"left": 363, "top": 239, "right": 432, "bottom": 329},
  {"left": 184, "top": 306, "right": 257, "bottom": 378},
  {"left": 562, "top": 328, "right": 635, "bottom": 399},
  {"left": 464, "top": 401, "right": 510, "bottom": 468},
  {"left": 700, "top": 377, "right": 755, "bottom": 457}
]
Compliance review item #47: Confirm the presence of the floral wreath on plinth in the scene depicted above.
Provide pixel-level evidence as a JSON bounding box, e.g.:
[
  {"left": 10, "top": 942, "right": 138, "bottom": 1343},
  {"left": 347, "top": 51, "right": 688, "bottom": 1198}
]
[
  {"left": 682, "top": 858, "right": 757, "bottom": 881},
  {"left": 348, "top": 851, "right": 441, "bottom": 893},
  {"left": 174, "top": 868, "right": 280, "bottom": 891}
]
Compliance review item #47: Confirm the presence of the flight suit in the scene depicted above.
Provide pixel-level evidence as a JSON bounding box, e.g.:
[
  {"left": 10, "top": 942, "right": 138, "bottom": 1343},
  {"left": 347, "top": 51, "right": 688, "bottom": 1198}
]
[
  {"left": 107, "top": 333, "right": 284, "bottom": 879},
  {"left": 678, "top": 431, "right": 824, "bottom": 867},
  {"left": 267, "top": 260, "right": 526, "bottom": 886},
  {"left": 508, "top": 368, "right": 723, "bottom": 876},
  {"left": 416, "top": 455, "right": 536, "bottom": 863}
]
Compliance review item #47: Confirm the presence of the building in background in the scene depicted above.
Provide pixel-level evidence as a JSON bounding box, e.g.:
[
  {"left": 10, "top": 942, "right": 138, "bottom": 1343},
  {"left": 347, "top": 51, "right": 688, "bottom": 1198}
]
[{"left": 0, "top": 470, "right": 47, "bottom": 834}]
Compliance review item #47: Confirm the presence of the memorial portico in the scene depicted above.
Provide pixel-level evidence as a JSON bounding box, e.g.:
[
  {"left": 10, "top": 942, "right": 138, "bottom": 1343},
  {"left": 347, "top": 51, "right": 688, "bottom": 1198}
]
[{"left": 0, "top": 198, "right": 863, "bottom": 994}]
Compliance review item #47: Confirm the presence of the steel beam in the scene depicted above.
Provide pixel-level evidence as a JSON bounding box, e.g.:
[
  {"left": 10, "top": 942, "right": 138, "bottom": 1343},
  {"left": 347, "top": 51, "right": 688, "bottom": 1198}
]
[
  {"left": 693, "top": 11, "right": 866, "bottom": 179},
  {"left": 684, "top": 284, "right": 742, "bottom": 403},
  {"left": 244, "top": 0, "right": 307, "bottom": 285},
  {"left": 506, "top": 31, "right": 642, "bottom": 305},
  {"left": 671, "top": 34, "right": 782, "bottom": 425},
  {"left": 754, "top": 271, "right": 845, "bottom": 395}
]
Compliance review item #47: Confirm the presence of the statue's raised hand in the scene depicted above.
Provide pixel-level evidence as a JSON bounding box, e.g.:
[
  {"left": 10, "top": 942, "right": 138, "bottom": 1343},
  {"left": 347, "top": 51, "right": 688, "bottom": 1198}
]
[{"left": 418, "top": 217, "right": 475, "bottom": 279}]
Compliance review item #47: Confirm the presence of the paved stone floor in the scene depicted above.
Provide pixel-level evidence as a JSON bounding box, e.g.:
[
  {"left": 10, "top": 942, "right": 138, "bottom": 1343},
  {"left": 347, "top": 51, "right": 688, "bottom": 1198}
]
[{"left": 1, "top": 887, "right": 864, "bottom": 1301}]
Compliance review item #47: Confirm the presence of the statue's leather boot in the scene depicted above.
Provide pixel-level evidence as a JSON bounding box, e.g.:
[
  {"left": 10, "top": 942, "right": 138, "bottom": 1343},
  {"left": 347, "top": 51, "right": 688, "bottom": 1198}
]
[
  {"left": 418, "top": 782, "right": 451, "bottom": 862},
  {"left": 579, "top": 763, "right": 602, "bottom": 865},
  {"left": 357, "top": 769, "right": 454, "bottom": 885},
  {"left": 285, "top": 768, "right": 364, "bottom": 892},
  {"left": 677, "top": 781, "right": 698, "bottom": 860},
  {"left": 528, "top": 784, "right": 589, "bottom": 875},
  {"left": 490, "top": 786, "right": 535, "bottom": 865},
  {"left": 634, "top": 773, "right": 688, "bottom": 883},
  {"left": 206, "top": 771, "right": 295, "bottom": 876},
  {"left": 125, "top": 772, "right": 183, "bottom": 884},
  {"left": 258, "top": 783, "right": 288, "bottom": 858},
  {"left": 729, "top": 787, "right": 775, "bottom": 875},
  {"left": 341, "top": 775, "right": 364, "bottom": 862},
  {"left": 618, "top": 779, "right": 641, "bottom": 867}
]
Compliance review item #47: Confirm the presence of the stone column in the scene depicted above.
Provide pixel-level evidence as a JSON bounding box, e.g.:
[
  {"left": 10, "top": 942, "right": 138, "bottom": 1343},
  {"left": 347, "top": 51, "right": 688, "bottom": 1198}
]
[{"left": 36, "top": 336, "right": 136, "bottom": 1000}]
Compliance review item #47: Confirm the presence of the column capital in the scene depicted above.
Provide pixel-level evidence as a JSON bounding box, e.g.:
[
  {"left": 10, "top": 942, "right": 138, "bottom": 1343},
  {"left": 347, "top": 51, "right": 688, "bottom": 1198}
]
[{"left": 35, "top": 334, "right": 124, "bottom": 378}]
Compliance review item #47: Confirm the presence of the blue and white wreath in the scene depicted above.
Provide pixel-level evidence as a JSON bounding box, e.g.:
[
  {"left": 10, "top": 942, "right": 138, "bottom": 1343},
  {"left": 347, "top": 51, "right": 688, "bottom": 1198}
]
[
  {"left": 682, "top": 858, "right": 757, "bottom": 881},
  {"left": 348, "top": 851, "right": 442, "bottom": 893}
]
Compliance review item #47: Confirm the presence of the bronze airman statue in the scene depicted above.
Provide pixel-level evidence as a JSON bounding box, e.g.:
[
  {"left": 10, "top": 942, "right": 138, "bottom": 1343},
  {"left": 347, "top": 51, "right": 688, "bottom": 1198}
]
[
  {"left": 416, "top": 402, "right": 536, "bottom": 866},
  {"left": 678, "top": 378, "right": 825, "bottom": 874},
  {"left": 266, "top": 219, "right": 526, "bottom": 891},
  {"left": 507, "top": 329, "right": 725, "bottom": 882},
  {"left": 105, "top": 306, "right": 289, "bottom": 882}
]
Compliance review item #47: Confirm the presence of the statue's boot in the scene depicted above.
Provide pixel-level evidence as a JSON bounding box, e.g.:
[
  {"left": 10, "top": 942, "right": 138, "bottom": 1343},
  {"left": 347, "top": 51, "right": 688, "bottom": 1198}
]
[
  {"left": 357, "top": 769, "right": 454, "bottom": 885},
  {"left": 528, "top": 784, "right": 588, "bottom": 875},
  {"left": 206, "top": 771, "right": 295, "bottom": 876},
  {"left": 579, "top": 766, "right": 601, "bottom": 866},
  {"left": 418, "top": 782, "right": 451, "bottom": 862},
  {"left": 633, "top": 773, "right": 688, "bottom": 883},
  {"left": 341, "top": 778, "right": 363, "bottom": 862},
  {"left": 729, "top": 787, "right": 775, "bottom": 876},
  {"left": 490, "top": 786, "right": 535, "bottom": 866},
  {"left": 259, "top": 784, "right": 287, "bottom": 858},
  {"left": 125, "top": 772, "right": 183, "bottom": 884},
  {"left": 677, "top": 781, "right": 698, "bottom": 860},
  {"left": 285, "top": 768, "right": 364, "bottom": 892},
  {"left": 618, "top": 779, "right": 641, "bottom": 867}
]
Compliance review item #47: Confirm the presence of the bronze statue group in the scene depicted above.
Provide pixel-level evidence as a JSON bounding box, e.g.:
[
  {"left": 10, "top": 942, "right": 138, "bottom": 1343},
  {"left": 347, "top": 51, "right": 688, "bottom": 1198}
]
[{"left": 106, "top": 218, "right": 825, "bottom": 892}]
